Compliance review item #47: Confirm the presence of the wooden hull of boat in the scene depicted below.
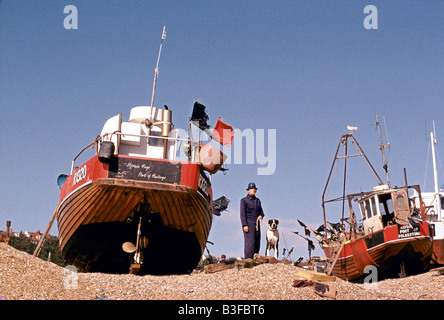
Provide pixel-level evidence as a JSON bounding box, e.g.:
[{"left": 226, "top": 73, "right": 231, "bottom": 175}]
[
  {"left": 57, "top": 155, "right": 213, "bottom": 275},
  {"left": 432, "top": 238, "right": 444, "bottom": 265},
  {"left": 323, "top": 223, "right": 433, "bottom": 282}
]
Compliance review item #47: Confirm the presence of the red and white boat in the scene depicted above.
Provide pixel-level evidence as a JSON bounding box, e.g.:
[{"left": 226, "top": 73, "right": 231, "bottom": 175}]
[
  {"left": 322, "top": 184, "right": 433, "bottom": 281},
  {"left": 55, "top": 28, "right": 232, "bottom": 275},
  {"left": 317, "top": 120, "right": 433, "bottom": 282},
  {"left": 413, "top": 126, "right": 444, "bottom": 265}
]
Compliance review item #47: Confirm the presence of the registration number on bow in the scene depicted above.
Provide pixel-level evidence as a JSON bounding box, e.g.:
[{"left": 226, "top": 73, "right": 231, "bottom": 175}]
[{"left": 73, "top": 165, "right": 87, "bottom": 186}]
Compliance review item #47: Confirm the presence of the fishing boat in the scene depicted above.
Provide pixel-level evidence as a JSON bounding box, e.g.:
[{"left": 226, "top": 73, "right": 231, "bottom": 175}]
[
  {"left": 314, "top": 118, "right": 433, "bottom": 282},
  {"left": 412, "top": 125, "right": 444, "bottom": 265},
  {"left": 54, "top": 27, "right": 232, "bottom": 275}
]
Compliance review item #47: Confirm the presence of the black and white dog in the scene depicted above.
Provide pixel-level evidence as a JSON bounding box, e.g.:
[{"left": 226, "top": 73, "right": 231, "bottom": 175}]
[{"left": 265, "top": 219, "right": 279, "bottom": 258}]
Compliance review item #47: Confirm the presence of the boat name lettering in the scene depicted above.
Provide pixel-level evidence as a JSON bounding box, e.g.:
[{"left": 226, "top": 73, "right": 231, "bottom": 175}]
[
  {"left": 124, "top": 162, "right": 151, "bottom": 171},
  {"left": 127, "top": 163, "right": 139, "bottom": 170},
  {"left": 398, "top": 224, "right": 420, "bottom": 239},
  {"left": 109, "top": 158, "right": 181, "bottom": 184},
  {"left": 73, "top": 165, "right": 87, "bottom": 186},
  {"left": 137, "top": 172, "right": 167, "bottom": 181},
  {"left": 198, "top": 174, "right": 210, "bottom": 198}
]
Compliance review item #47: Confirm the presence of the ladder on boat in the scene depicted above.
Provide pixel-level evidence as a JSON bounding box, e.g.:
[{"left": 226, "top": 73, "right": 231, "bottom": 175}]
[{"left": 325, "top": 238, "right": 345, "bottom": 276}]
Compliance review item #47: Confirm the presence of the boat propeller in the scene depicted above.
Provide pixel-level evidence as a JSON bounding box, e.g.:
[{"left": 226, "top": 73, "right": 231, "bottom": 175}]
[
  {"left": 122, "top": 242, "right": 145, "bottom": 266},
  {"left": 122, "top": 236, "right": 149, "bottom": 254},
  {"left": 122, "top": 241, "right": 136, "bottom": 253}
]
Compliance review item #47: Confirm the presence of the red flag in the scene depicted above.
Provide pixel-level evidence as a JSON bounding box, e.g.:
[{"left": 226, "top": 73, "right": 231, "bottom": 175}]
[{"left": 212, "top": 117, "right": 234, "bottom": 147}]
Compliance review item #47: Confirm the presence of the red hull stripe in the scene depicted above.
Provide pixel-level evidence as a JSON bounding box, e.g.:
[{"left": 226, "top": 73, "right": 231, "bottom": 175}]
[{"left": 60, "top": 155, "right": 211, "bottom": 204}]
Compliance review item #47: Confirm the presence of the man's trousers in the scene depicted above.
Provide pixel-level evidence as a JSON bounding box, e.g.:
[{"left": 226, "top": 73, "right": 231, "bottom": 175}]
[{"left": 243, "top": 224, "right": 261, "bottom": 259}]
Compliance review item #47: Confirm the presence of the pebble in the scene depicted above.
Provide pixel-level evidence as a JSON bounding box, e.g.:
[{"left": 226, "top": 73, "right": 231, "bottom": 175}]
[{"left": 1, "top": 243, "right": 443, "bottom": 300}]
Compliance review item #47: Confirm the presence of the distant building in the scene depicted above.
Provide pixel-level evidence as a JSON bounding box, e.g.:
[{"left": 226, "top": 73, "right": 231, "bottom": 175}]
[
  {"left": 0, "top": 224, "right": 52, "bottom": 244},
  {"left": 24, "top": 230, "right": 48, "bottom": 244}
]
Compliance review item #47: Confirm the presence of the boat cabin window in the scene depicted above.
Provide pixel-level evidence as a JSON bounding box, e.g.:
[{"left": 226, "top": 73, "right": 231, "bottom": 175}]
[
  {"left": 395, "top": 194, "right": 407, "bottom": 210},
  {"left": 359, "top": 202, "right": 366, "bottom": 220},
  {"left": 377, "top": 194, "right": 395, "bottom": 226},
  {"left": 371, "top": 197, "right": 378, "bottom": 217},
  {"left": 379, "top": 200, "right": 389, "bottom": 216},
  {"left": 365, "top": 200, "right": 372, "bottom": 219},
  {"left": 359, "top": 197, "right": 378, "bottom": 220},
  {"left": 376, "top": 194, "right": 389, "bottom": 214},
  {"left": 148, "top": 130, "right": 164, "bottom": 147}
]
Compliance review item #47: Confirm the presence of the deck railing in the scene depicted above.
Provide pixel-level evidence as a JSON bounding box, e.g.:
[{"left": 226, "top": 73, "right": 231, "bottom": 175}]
[{"left": 70, "top": 132, "right": 198, "bottom": 174}]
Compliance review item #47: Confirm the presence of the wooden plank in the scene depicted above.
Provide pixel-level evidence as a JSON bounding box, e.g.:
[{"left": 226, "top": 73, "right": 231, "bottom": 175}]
[
  {"left": 89, "top": 185, "right": 123, "bottom": 223},
  {"left": 59, "top": 184, "right": 99, "bottom": 231},
  {"left": 204, "top": 263, "right": 235, "bottom": 273},
  {"left": 170, "top": 191, "right": 189, "bottom": 231},
  {"left": 185, "top": 191, "right": 211, "bottom": 233},
  {"left": 59, "top": 186, "right": 103, "bottom": 248},
  {"left": 96, "top": 185, "right": 135, "bottom": 223},
  {"left": 235, "top": 259, "right": 258, "bottom": 269},
  {"left": 254, "top": 254, "right": 279, "bottom": 264},
  {"left": 177, "top": 192, "right": 199, "bottom": 233},
  {"left": 182, "top": 191, "right": 212, "bottom": 250},
  {"left": 33, "top": 206, "right": 58, "bottom": 257},
  {"left": 297, "top": 269, "right": 336, "bottom": 282},
  {"left": 326, "top": 240, "right": 345, "bottom": 275},
  {"left": 129, "top": 263, "right": 141, "bottom": 274}
]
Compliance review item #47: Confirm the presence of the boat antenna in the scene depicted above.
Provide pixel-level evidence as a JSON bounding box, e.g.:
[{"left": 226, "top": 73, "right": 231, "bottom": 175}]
[
  {"left": 376, "top": 115, "right": 391, "bottom": 188},
  {"left": 150, "top": 26, "right": 166, "bottom": 121},
  {"left": 431, "top": 120, "right": 442, "bottom": 221}
]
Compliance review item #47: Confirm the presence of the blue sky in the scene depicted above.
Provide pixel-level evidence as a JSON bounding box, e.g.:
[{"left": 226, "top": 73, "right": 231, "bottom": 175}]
[{"left": 1, "top": 1, "right": 444, "bottom": 260}]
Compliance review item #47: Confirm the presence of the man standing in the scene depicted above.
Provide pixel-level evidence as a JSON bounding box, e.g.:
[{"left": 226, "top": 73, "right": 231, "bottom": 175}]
[{"left": 240, "top": 182, "right": 265, "bottom": 259}]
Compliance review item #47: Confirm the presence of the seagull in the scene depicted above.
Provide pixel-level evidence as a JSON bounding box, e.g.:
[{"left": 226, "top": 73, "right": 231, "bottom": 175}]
[{"left": 347, "top": 125, "right": 358, "bottom": 132}]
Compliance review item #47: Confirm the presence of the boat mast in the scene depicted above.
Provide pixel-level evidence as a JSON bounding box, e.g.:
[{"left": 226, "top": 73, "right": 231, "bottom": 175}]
[
  {"left": 376, "top": 115, "right": 391, "bottom": 188},
  {"left": 431, "top": 121, "right": 442, "bottom": 221},
  {"left": 321, "top": 129, "right": 384, "bottom": 242},
  {"left": 150, "top": 26, "right": 166, "bottom": 121}
]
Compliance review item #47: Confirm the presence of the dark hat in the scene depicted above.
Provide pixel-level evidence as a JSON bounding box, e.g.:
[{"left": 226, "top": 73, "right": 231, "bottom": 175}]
[{"left": 246, "top": 182, "right": 257, "bottom": 190}]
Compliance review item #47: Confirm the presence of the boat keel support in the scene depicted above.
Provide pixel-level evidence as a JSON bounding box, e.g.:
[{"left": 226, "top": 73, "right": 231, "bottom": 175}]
[{"left": 122, "top": 200, "right": 157, "bottom": 275}]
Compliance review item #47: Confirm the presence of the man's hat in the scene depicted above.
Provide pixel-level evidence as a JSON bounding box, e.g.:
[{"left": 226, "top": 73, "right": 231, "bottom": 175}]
[{"left": 246, "top": 182, "right": 257, "bottom": 190}]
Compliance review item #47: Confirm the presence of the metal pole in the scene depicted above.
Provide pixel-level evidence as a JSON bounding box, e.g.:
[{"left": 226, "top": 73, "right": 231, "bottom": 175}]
[
  {"left": 150, "top": 26, "right": 166, "bottom": 120},
  {"left": 341, "top": 136, "right": 348, "bottom": 222},
  {"left": 321, "top": 134, "right": 347, "bottom": 242},
  {"left": 376, "top": 115, "right": 391, "bottom": 188},
  {"left": 431, "top": 126, "right": 442, "bottom": 221},
  {"left": 350, "top": 135, "right": 383, "bottom": 185}
]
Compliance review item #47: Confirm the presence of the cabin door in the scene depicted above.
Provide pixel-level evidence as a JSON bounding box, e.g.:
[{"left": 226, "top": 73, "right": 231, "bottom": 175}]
[
  {"left": 392, "top": 189, "right": 410, "bottom": 225},
  {"left": 362, "top": 196, "right": 383, "bottom": 235}
]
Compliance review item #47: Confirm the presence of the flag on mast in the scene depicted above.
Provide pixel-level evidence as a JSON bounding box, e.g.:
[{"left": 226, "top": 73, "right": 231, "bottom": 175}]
[
  {"left": 190, "top": 101, "right": 210, "bottom": 130},
  {"left": 190, "top": 102, "right": 234, "bottom": 146},
  {"left": 212, "top": 117, "right": 234, "bottom": 147}
]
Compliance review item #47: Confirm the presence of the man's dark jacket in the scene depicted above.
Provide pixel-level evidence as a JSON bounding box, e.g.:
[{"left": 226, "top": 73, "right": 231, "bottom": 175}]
[{"left": 240, "top": 194, "right": 264, "bottom": 227}]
